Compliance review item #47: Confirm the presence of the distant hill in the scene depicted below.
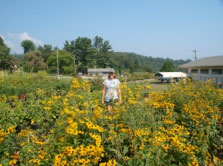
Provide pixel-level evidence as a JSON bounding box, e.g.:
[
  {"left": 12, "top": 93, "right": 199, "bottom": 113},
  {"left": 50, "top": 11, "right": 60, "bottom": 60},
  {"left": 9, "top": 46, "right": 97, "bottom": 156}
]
[{"left": 111, "top": 52, "right": 191, "bottom": 72}]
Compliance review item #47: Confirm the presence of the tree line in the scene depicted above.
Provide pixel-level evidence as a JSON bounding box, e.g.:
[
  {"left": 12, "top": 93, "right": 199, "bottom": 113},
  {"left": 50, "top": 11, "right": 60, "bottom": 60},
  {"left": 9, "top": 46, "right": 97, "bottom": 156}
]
[
  {"left": 112, "top": 52, "right": 190, "bottom": 73},
  {"left": 0, "top": 36, "right": 191, "bottom": 74}
]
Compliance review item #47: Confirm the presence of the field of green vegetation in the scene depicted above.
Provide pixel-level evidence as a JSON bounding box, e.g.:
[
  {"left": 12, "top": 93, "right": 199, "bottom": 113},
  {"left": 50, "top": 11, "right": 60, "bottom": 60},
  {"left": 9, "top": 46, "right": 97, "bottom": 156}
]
[{"left": 0, "top": 72, "right": 222, "bottom": 166}]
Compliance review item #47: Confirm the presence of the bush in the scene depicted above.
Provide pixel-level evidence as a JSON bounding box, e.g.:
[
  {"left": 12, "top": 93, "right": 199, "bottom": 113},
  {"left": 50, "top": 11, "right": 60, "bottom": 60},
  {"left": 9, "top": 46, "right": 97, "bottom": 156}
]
[
  {"left": 23, "top": 51, "right": 48, "bottom": 72},
  {"left": 62, "top": 65, "right": 73, "bottom": 75},
  {"left": 88, "top": 77, "right": 104, "bottom": 91},
  {"left": 125, "top": 72, "right": 154, "bottom": 81},
  {"left": 0, "top": 72, "right": 71, "bottom": 97},
  {"left": 48, "top": 66, "right": 57, "bottom": 73}
]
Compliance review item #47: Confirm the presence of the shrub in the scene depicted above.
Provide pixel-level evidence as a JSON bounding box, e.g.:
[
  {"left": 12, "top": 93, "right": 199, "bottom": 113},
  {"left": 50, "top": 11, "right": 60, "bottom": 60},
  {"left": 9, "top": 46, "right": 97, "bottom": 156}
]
[
  {"left": 23, "top": 51, "right": 48, "bottom": 72},
  {"left": 125, "top": 72, "right": 154, "bottom": 81},
  {"left": 0, "top": 72, "right": 70, "bottom": 97}
]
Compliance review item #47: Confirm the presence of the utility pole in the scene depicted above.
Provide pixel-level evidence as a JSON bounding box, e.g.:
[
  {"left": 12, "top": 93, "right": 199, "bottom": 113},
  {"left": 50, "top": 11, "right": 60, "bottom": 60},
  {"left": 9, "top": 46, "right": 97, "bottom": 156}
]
[
  {"left": 192, "top": 50, "right": 198, "bottom": 60},
  {"left": 73, "top": 53, "right": 76, "bottom": 75},
  {"left": 56, "top": 49, "right": 60, "bottom": 80}
]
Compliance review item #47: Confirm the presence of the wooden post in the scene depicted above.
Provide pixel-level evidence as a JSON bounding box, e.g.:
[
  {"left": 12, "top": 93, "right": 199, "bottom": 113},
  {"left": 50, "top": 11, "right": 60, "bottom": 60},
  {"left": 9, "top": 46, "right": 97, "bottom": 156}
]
[{"left": 56, "top": 49, "right": 60, "bottom": 80}]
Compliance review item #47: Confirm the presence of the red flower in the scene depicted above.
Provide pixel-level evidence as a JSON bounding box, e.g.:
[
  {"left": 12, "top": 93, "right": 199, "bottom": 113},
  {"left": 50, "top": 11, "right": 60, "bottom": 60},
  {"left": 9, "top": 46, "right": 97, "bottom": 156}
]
[
  {"left": 20, "top": 94, "right": 25, "bottom": 100},
  {"left": 13, "top": 152, "right": 18, "bottom": 160}
]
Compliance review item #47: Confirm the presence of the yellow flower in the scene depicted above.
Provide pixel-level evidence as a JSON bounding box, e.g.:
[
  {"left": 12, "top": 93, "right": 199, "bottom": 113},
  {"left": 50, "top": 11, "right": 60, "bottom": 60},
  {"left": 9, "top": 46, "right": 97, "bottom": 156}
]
[
  {"left": 43, "top": 106, "right": 51, "bottom": 111},
  {"left": 145, "top": 85, "right": 151, "bottom": 90},
  {"left": 36, "top": 88, "right": 44, "bottom": 95},
  {"left": 8, "top": 160, "right": 17, "bottom": 165}
]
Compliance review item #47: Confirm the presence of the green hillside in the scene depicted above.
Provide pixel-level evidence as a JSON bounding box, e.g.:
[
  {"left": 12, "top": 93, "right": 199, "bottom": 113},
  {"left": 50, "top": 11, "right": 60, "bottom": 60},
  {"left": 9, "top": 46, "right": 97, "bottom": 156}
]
[{"left": 111, "top": 52, "right": 191, "bottom": 73}]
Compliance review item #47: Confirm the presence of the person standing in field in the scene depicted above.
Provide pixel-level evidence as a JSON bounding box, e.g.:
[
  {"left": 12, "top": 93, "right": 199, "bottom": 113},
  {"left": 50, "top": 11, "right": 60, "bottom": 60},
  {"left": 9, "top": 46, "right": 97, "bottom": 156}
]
[{"left": 102, "top": 71, "right": 122, "bottom": 110}]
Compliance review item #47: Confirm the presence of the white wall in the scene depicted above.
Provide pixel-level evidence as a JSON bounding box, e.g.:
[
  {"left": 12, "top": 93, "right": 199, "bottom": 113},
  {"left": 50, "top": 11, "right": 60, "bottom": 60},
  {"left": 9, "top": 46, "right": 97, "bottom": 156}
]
[{"left": 187, "top": 68, "right": 223, "bottom": 84}]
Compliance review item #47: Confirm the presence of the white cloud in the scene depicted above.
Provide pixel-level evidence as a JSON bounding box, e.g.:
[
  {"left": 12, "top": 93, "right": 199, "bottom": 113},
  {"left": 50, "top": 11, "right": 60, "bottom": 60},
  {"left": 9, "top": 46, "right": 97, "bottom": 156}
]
[
  {"left": 0, "top": 34, "right": 22, "bottom": 53},
  {"left": 0, "top": 34, "right": 5, "bottom": 41},
  {"left": 0, "top": 32, "right": 43, "bottom": 54},
  {"left": 8, "top": 32, "right": 43, "bottom": 46}
]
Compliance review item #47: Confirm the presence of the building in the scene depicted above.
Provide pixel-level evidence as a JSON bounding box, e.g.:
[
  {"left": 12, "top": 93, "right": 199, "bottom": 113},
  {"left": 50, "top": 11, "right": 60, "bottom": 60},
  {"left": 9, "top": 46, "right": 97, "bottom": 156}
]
[
  {"left": 179, "top": 56, "right": 223, "bottom": 86},
  {"left": 87, "top": 68, "right": 115, "bottom": 77},
  {"left": 155, "top": 72, "right": 187, "bottom": 82}
]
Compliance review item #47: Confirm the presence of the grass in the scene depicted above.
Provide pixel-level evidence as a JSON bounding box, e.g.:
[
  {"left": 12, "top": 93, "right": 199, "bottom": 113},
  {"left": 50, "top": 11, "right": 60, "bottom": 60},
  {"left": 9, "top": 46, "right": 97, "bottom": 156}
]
[
  {"left": 127, "top": 79, "right": 170, "bottom": 92},
  {"left": 47, "top": 73, "right": 168, "bottom": 92}
]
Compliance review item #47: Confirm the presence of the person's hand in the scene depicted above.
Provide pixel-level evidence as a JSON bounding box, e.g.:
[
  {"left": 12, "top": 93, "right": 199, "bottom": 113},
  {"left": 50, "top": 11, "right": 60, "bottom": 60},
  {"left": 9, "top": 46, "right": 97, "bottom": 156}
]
[{"left": 102, "top": 100, "right": 104, "bottom": 105}]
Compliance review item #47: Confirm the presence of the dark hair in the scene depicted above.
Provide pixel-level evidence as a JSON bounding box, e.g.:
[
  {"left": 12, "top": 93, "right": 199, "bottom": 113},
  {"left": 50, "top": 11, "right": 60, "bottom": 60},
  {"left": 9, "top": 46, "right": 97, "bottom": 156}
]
[{"left": 108, "top": 72, "right": 116, "bottom": 79}]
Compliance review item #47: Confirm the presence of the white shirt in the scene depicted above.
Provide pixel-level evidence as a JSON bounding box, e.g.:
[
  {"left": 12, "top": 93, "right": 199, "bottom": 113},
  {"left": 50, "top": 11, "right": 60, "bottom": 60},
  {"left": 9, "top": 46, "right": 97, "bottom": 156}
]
[{"left": 103, "top": 79, "right": 120, "bottom": 100}]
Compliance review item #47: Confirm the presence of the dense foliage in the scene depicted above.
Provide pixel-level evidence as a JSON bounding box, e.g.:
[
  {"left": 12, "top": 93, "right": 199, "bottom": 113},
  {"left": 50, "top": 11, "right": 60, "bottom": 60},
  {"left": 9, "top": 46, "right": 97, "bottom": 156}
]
[
  {"left": 160, "top": 59, "right": 176, "bottom": 72},
  {"left": 47, "top": 50, "right": 73, "bottom": 74},
  {"left": 23, "top": 51, "right": 48, "bottom": 72},
  {"left": 37, "top": 44, "right": 53, "bottom": 62},
  {"left": 21, "top": 40, "right": 35, "bottom": 54},
  {"left": 0, "top": 73, "right": 222, "bottom": 166},
  {"left": 0, "top": 37, "right": 17, "bottom": 70}
]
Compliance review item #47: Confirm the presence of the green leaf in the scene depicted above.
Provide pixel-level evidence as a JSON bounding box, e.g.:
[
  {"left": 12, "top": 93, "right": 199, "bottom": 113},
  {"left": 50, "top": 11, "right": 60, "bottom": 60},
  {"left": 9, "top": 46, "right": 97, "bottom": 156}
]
[{"left": 123, "top": 145, "right": 128, "bottom": 155}]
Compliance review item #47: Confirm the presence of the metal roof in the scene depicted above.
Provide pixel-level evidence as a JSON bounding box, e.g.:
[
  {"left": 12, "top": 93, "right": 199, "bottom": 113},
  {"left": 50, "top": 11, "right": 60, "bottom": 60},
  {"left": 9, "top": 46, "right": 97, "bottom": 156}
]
[
  {"left": 179, "top": 56, "right": 223, "bottom": 68},
  {"left": 155, "top": 72, "right": 187, "bottom": 78},
  {"left": 88, "top": 68, "right": 115, "bottom": 73}
]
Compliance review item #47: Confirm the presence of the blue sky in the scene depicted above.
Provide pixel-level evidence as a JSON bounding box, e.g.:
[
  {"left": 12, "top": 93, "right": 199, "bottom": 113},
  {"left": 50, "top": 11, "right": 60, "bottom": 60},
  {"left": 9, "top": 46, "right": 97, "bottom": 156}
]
[{"left": 0, "top": 0, "right": 222, "bottom": 60}]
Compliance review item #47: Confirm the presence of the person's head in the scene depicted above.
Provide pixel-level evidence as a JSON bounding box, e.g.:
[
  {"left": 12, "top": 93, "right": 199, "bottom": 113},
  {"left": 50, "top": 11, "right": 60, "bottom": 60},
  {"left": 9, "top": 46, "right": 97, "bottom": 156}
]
[{"left": 108, "top": 71, "right": 116, "bottom": 79}]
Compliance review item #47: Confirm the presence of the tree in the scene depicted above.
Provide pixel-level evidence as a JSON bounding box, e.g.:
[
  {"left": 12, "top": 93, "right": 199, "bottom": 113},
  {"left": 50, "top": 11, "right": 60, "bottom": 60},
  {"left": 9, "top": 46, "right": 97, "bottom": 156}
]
[
  {"left": 0, "top": 36, "right": 10, "bottom": 61},
  {"left": 37, "top": 44, "right": 53, "bottom": 62},
  {"left": 93, "top": 36, "right": 103, "bottom": 51},
  {"left": 21, "top": 40, "right": 35, "bottom": 54},
  {"left": 93, "top": 36, "right": 113, "bottom": 68},
  {"left": 47, "top": 50, "right": 73, "bottom": 74},
  {"left": 64, "top": 40, "right": 76, "bottom": 74},
  {"left": 64, "top": 36, "right": 115, "bottom": 73},
  {"left": 160, "top": 59, "right": 176, "bottom": 72},
  {"left": 127, "top": 58, "right": 135, "bottom": 73},
  {"left": 0, "top": 36, "right": 4, "bottom": 46},
  {"left": 64, "top": 40, "right": 75, "bottom": 54},
  {"left": 0, "top": 36, "right": 13, "bottom": 70},
  {"left": 144, "top": 65, "right": 153, "bottom": 73},
  {"left": 73, "top": 37, "right": 96, "bottom": 73},
  {"left": 23, "top": 50, "right": 47, "bottom": 72}
]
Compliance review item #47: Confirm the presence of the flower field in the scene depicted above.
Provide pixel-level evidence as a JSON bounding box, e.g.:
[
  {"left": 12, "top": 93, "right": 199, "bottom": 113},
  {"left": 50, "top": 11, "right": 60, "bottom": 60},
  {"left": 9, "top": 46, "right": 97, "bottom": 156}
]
[{"left": 0, "top": 72, "right": 222, "bottom": 166}]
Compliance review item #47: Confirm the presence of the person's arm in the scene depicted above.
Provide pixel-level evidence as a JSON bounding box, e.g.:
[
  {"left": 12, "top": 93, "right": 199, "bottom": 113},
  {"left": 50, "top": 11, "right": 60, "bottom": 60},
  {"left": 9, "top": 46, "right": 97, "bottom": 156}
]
[
  {"left": 118, "top": 84, "right": 122, "bottom": 104},
  {"left": 102, "top": 85, "right": 106, "bottom": 105}
]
